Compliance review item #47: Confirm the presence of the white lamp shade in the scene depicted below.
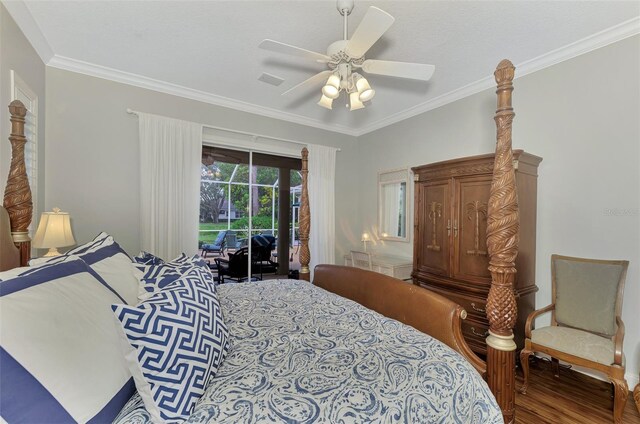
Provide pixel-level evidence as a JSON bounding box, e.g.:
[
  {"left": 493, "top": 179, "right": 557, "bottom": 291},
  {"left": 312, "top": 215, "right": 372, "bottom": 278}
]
[
  {"left": 322, "top": 74, "right": 341, "bottom": 99},
  {"left": 356, "top": 77, "right": 375, "bottom": 102},
  {"left": 33, "top": 209, "right": 76, "bottom": 249},
  {"left": 317, "top": 94, "right": 334, "bottom": 110},
  {"left": 350, "top": 91, "right": 365, "bottom": 111}
]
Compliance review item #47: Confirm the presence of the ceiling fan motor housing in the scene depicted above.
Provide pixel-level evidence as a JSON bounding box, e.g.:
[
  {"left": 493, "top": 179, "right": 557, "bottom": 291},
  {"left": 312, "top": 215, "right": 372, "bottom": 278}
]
[{"left": 337, "top": 0, "right": 354, "bottom": 15}]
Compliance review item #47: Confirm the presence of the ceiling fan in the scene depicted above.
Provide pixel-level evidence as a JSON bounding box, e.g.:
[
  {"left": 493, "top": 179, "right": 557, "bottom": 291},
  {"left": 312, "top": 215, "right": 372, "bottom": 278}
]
[{"left": 259, "top": 0, "right": 435, "bottom": 111}]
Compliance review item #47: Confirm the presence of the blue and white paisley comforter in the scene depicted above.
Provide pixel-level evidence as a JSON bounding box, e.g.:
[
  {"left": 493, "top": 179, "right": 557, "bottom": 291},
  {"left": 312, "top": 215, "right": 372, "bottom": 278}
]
[{"left": 114, "top": 280, "right": 502, "bottom": 424}]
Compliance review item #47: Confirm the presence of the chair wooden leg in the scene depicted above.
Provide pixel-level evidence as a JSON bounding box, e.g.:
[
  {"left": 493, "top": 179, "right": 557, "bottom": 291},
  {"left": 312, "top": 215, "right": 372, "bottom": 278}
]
[
  {"left": 519, "top": 348, "right": 532, "bottom": 394},
  {"left": 611, "top": 378, "right": 628, "bottom": 424},
  {"left": 552, "top": 357, "right": 560, "bottom": 378}
]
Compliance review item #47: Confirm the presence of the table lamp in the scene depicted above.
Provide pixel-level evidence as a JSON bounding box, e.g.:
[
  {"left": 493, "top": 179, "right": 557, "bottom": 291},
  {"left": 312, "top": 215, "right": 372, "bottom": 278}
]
[
  {"left": 32, "top": 208, "right": 76, "bottom": 257},
  {"left": 361, "top": 232, "right": 370, "bottom": 252}
]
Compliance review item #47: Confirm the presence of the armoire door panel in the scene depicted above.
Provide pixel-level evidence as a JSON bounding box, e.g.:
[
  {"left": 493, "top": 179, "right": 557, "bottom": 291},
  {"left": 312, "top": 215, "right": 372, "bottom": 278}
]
[
  {"left": 454, "top": 176, "right": 492, "bottom": 283},
  {"left": 416, "top": 181, "right": 450, "bottom": 277}
]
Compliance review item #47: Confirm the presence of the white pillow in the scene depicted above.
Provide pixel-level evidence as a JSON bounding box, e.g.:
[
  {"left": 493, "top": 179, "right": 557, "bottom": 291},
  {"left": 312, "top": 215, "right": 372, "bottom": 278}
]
[
  {"left": 0, "top": 256, "right": 135, "bottom": 423},
  {"left": 30, "top": 232, "right": 140, "bottom": 304}
]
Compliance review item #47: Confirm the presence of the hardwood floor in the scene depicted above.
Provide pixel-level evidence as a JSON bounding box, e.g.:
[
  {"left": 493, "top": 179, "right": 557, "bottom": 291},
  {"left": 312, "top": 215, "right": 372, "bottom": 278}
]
[{"left": 516, "top": 358, "right": 640, "bottom": 423}]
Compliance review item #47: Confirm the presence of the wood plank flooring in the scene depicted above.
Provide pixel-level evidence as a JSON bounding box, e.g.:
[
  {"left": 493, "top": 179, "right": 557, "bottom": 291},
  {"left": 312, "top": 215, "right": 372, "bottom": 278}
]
[{"left": 515, "top": 358, "right": 640, "bottom": 423}]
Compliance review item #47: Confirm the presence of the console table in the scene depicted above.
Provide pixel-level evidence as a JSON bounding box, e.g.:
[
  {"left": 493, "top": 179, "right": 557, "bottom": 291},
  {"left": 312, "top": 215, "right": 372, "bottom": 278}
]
[{"left": 344, "top": 253, "right": 412, "bottom": 280}]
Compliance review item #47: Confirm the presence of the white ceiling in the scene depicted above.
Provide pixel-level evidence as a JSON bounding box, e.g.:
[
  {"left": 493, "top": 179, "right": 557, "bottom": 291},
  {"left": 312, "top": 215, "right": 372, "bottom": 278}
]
[{"left": 8, "top": 1, "right": 640, "bottom": 136}]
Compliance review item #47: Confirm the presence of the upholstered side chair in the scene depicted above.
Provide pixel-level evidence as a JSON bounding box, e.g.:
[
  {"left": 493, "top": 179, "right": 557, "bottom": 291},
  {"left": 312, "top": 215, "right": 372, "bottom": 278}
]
[
  {"left": 350, "top": 250, "right": 373, "bottom": 270},
  {"left": 201, "top": 230, "right": 227, "bottom": 258},
  {"left": 520, "top": 254, "right": 630, "bottom": 424}
]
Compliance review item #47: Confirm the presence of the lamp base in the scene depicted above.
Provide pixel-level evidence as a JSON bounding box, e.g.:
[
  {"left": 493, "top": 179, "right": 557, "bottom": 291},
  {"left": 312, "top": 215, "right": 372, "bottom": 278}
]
[{"left": 43, "top": 247, "right": 62, "bottom": 257}]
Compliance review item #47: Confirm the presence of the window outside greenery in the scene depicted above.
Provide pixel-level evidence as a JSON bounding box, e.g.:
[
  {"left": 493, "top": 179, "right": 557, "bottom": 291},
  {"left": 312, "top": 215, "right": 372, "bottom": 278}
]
[{"left": 199, "top": 160, "right": 302, "bottom": 247}]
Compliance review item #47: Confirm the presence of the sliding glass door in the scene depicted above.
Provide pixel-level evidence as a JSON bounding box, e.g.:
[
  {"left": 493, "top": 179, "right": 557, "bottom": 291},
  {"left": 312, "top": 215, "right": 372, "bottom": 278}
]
[{"left": 200, "top": 146, "right": 301, "bottom": 282}]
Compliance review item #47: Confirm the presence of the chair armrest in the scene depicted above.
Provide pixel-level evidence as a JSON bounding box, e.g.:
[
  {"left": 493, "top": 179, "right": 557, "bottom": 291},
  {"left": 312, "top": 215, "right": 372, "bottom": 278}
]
[
  {"left": 214, "top": 258, "right": 230, "bottom": 266},
  {"left": 524, "top": 304, "right": 555, "bottom": 338},
  {"left": 613, "top": 315, "right": 625, "bottom": 365}
]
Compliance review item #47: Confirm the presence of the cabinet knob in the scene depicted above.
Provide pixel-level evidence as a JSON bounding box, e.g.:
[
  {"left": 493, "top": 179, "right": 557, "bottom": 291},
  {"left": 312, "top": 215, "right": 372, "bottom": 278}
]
[
  {"left": 447, "top": 219, "right": 451, "bottom": 236},
  {"left": 453, "top": 219, "right": 458, "bottom": 237}
]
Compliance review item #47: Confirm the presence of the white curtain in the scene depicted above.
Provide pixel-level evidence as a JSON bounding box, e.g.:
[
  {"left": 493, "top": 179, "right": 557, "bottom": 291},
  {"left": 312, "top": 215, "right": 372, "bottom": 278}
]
[
  {"left": 307, "top": 144, "right": 337, "bottom": 279},
  {"left": 138, "top": 113, "right": 203, "bottom": 260}
]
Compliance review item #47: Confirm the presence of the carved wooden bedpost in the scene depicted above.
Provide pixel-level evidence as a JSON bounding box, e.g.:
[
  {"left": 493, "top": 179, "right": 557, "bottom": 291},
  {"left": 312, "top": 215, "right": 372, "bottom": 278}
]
[
  {"left": 486, "top": 60, "right": 519, "bottom": 423},
  {"left": 3, "top": 100, "right": 32, "bottom": 266},
  {"left": 299, "top": 147, "right": 311, "bottom": 281}
]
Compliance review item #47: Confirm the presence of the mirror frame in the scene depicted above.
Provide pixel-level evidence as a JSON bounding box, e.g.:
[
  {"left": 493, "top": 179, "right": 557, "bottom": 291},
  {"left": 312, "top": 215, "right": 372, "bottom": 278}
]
[{"left": 378, "top": 167, "right": 411, "bottom": 243}]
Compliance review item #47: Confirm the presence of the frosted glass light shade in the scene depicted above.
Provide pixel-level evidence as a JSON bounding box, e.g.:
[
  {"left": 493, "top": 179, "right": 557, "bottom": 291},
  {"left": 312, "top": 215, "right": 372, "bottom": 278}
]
[
  {"left": 322, "top": 74, "right": 341, "bottom": 99},
  {"left": 33, "top": 208, "right": 76, "bottom": 256},
  {"left": 356, "top": 77, "right": 375, "bottom": 102},
  {"left": 317, "top": 94, "right": 334, "bottom": 110},
  {"left": 349, "top": 91, "right": 365, "bottom": 111}
]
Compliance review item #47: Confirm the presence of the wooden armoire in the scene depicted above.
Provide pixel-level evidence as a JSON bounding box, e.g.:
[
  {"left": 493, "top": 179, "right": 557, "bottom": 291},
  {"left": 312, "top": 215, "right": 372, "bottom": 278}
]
[{"left": 412, "top": 150, "right": 542, "bottom": 355}]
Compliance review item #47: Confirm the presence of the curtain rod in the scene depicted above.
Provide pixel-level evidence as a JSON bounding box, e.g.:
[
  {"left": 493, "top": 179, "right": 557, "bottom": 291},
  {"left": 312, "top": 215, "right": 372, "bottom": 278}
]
[{"left": 126, "top": 108, "right": 341, "bottom": 151}]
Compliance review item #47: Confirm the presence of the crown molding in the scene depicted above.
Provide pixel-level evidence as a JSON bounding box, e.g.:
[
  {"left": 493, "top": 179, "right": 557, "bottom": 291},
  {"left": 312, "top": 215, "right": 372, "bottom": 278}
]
[
  {"left": 7, "top": 0, "right": 638, "bottom": 138},
  {"left": 47, "top": 55, "right": 360, "bottom": 137},
  {"left": 355, "top": 16, "right": 640, "bottom": 136},
  {"left": 2, "top": 0, "right": 54, "bottom": 63}
]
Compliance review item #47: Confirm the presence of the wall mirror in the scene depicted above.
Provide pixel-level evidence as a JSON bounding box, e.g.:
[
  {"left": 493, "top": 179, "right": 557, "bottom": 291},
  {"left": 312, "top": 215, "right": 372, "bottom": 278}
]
[{"left": 378, "top": 168, "right": 411, "bottom": 242}]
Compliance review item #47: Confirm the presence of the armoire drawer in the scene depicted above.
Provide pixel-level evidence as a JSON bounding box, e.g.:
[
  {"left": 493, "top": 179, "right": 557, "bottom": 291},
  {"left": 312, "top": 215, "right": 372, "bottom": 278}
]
[
  {"left": 425, "top": 285, "right": 489, "bottom": 322},
  {"left": 461, "top": 320, "right": 490, "bottom": 347}
]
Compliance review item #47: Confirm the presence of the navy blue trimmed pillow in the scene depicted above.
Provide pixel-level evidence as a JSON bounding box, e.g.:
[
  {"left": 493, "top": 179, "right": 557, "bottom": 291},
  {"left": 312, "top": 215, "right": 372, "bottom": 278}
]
[
  {"left": 112, "top": 266, "right": 229, "bottom": 423},
  {"left": 0, "top": 256, "right": 135, "bottom": 423},
  {"left": 29, "top": 232, "right": 140, "bottom": 304}
]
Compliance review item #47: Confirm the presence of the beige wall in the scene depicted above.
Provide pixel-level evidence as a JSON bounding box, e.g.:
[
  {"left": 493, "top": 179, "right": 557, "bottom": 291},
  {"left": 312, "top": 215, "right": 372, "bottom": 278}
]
[
  {"left": 45, "top": 67, "right": 359, "bottom": 260},
  {"left": 355, "top": 35, "right": 640, "bottom": 384},
  {"left": 0, "top": 3, "right": 46, "bottom": 224}
]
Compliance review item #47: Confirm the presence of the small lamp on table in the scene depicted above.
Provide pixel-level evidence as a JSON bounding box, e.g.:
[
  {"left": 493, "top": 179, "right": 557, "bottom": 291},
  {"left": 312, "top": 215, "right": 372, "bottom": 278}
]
[
  {"left": 32, "top": 208, "right": 76, "bottom": 257},
  {"left": 361, "top": 232, "right": 370, "bottom": 252}
]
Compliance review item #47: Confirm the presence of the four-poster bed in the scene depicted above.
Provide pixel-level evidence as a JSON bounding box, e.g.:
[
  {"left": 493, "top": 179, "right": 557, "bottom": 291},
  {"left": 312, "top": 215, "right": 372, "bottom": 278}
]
[{"left": 1, "top": 60, "right": 522, "bottom": 422}]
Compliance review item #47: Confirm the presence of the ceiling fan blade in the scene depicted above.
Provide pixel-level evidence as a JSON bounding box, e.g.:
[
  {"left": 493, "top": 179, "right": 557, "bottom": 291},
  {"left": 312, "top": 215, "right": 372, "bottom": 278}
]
[
  {"left": 281, "top": 70, "right": 333, "bottom": 96},
  {"left": 259, "top": 39, "right": 330, "bottom": 63},
  {"left": 362, "top": 59, "right": 435, "bottom": 81},
  {"left": 345, "top": 7, "right": 395, "bottom": 59}
]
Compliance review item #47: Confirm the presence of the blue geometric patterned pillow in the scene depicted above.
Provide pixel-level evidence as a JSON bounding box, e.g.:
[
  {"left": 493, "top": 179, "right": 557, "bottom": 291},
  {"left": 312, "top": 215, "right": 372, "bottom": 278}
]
[
  {"left": 133, "top": 251, "right": 165, "bottom": 265},
  {"left": 112, "top": 266, "right": 229, "bottom": 423},
  {"left": 134, "top": 254, "right": 213, "bottom": 301}
]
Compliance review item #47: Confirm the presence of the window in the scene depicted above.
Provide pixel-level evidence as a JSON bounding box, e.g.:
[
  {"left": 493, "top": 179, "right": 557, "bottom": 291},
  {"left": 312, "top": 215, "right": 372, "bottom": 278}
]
[{"left": 11, "top": 70, "right": 38, "bottom": 235}]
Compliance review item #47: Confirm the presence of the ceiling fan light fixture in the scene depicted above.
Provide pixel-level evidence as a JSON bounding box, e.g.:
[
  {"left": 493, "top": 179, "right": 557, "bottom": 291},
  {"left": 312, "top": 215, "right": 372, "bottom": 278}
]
[
  {"left": 322, "top": 74, "right": 341, "bottom": 99},
  {"left": 259, "top": 4, "right": 435, "bottom": 112},
  {"left": 349, "top": 91, "right": 365, "bottom": 111},
  {"left": 318, "top": 94, "right": 334, "bottom": 109},
  {"left": 356, "top": 77, "right": 375, "bottom": 102}
]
